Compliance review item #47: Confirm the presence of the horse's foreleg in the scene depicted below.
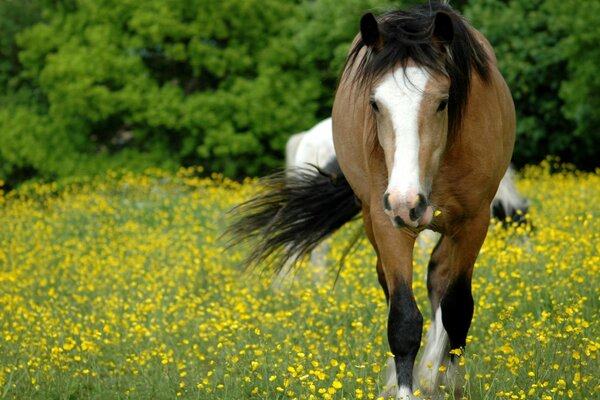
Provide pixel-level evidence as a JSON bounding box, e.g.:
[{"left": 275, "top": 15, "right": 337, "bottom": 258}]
[
  {"left": 440, "top": 219, "right": 487, "bottom": 353},
  {"left": 387, "top": 279, "right": 423, "bottom": 400},
  {"left": 363, "top": 209, "right": 390, "bottom": 302},
  {"left": 417, "top": 213, "right": 489, "bottom": 396},
  {"left": 369, "top": 207, "right": 421, "bottom": 400}
]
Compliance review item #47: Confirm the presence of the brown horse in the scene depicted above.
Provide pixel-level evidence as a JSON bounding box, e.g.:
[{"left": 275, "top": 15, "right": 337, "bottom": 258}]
[{"left": 228, "top": 3, "right": 515, "bottom": 398}]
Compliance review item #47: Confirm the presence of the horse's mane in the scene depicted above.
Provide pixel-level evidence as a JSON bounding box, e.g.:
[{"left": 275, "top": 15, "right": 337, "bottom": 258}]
[{"left": 344, "top": 2, "right": 491, "bottom": 139}]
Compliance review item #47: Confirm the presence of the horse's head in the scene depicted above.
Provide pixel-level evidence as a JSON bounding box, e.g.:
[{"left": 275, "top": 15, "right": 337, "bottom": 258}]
[
  {"left": 371, "top": 63, "right": 450, "bottom": 229},
  {"left": 348, "top": 8, "right": 488, "bottom": 229}
]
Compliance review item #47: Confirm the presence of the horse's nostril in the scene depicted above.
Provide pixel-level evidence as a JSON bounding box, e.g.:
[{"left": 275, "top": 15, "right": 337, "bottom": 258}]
[
  {"left": 409, "top": 207, "right": 419, "bottom": 221},
  {"left": 383, "top": 193, "right": 391, "bottom": 211},
  {"left": 409, "top": 194, "right": 428, "bottom": 221},
  {"left": 394, "top": 216, "right": 404, "bottom": 226},
  {"left": 417, "top": 193, "right": 426, "bottom": 208}
]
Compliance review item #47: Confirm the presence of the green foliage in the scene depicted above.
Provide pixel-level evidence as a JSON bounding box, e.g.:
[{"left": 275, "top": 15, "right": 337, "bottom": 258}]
[
  {"left": 0, "top": 0, "right": 42, "bottom": 90},
  {"left": 464, "top": 0, "right": 600, "bottom": 169},
  {"left": 0, "top": 0, "right": 598, "bottom": 185},
  {"left": 548, "top": 0, "right": 600, "bottom": 165},
  {"left": 1, "top": 0, "right": 311, "bottom": 181}
]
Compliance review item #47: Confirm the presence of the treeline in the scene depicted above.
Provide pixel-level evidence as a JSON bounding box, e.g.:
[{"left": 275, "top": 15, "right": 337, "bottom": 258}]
[{"left": 0, "top": 0, "right": 598, "bottom": 186}]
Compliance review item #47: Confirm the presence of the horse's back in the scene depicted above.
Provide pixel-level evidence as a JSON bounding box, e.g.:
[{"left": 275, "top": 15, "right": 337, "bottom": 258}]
[
  {"left": 449, "top": 34, "right": 516, "bottom": 191},
  {"left": 285, "top": 131, "right": 305, "bottom": 168},
  {"left": 475, "top": 27, "right": 515, "bottom": 146},
  {"left": 287, "top": 118, "right": 335, "bottom": 170}
]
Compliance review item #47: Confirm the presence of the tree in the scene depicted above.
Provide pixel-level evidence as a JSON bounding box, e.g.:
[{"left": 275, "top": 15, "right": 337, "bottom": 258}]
[
  {"left": 0, "top": 0, "right": 597, "bottom": 186},
  {"left": 464, "top": 0, "right": 599, "bottom": 169}
]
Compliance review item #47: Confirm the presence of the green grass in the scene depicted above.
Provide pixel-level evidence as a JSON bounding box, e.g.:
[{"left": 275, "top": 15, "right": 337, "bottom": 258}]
[{"left": 0, "top": 163, "right": 598, "bottom": 399}]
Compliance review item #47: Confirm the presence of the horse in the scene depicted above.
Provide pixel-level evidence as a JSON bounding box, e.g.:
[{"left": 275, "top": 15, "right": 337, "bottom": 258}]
[
  {"left": 228, "top": 3, "right": 516, "bottom": 398},
  {"left": 281, "top": 117, "right": 526, "bottom": 290}
]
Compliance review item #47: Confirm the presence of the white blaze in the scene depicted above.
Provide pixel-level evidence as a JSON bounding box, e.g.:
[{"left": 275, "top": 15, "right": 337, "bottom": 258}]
[{"left": 374, "top": 67, "right": 430, "bottom": 197}]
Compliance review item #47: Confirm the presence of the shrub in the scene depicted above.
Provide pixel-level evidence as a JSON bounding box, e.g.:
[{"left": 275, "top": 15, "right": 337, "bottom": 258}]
[
  {"left": 0, "top": 0, "right": 597, "bottom": 186},
  {"left": 464, "top": 0, "right": 599, "bottom": 169}
]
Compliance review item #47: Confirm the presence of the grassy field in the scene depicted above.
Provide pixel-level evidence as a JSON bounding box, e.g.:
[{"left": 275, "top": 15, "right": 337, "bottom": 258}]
[{"left": 0, "top": 161, "right": 598, "bottom": 399}]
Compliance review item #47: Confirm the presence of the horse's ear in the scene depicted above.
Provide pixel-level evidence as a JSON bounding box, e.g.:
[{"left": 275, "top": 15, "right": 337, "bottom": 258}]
[
  {"left": 360, "top": 13, "right": 381, "bottom": 47},
  {"left": 433, "top": 11, "right": 454, "bottom": 44}
]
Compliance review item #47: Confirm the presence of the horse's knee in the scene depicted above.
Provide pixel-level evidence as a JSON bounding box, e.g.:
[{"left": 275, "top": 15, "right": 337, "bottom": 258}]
[
  {"left": 440, "top": 273, "right": 474, "bottom": 350},
  {"left": 388, "top": 282, "right": 423, "bottom": 387}
]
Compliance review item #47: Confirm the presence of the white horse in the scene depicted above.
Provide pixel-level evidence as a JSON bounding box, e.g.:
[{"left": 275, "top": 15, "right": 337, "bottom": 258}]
[{"left": 286, "top": 118, "right": 336, "bottom": 174}]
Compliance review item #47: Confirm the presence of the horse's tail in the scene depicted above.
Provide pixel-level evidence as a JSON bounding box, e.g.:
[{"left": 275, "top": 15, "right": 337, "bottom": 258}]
[
  {"left": 491, "top": 165, "right": 529, "bottom": 225},
  {"left": 226, "top": 158, "right": 361, "bottom": 273}
]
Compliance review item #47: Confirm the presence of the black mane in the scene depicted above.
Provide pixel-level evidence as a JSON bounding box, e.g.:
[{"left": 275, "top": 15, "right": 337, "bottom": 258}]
[{"left": 345, "top": 2, "right": 491, "bottom": 138}]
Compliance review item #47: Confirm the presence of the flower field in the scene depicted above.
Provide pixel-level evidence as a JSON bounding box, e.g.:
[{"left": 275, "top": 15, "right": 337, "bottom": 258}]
[{"left": 0, "top": 162, "right": 598, "bottom": 399}]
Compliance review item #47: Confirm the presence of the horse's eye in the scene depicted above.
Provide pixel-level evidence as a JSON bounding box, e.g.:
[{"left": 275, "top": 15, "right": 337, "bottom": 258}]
[
  {"left": 437, "top": 99, "right": 449, "bottom": 112},
  {"left": 370, "top": 100, "right": 380, "bottom": 112}
]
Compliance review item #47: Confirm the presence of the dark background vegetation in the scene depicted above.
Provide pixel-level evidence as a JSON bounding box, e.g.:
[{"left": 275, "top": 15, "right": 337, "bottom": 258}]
[{"left": 0, "top": 0, "right": 598, "bottom": 186}]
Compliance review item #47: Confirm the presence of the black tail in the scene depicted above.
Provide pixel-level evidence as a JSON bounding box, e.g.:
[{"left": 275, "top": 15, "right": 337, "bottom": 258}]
[{"left": 226, "top": 159, "right": 361, "bottom": 273}]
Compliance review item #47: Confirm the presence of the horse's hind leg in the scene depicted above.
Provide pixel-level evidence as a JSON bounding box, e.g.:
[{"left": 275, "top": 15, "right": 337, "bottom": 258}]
[
  {"left": 416, "top": 214, "right": 490, "bottom": 397},
  {"left": 416, "top": 236, "right": 454, "bottom": 395}
]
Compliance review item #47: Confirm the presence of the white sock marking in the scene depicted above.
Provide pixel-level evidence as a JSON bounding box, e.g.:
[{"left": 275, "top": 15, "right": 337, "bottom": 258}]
[
  {"left": 397, "top": 385, "right": 414, "bottom": 400},
  {"left": 416, "top": 306, "right": 450, "bottom": 393}
]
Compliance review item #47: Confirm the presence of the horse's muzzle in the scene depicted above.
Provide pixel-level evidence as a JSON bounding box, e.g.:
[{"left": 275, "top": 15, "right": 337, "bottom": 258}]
[{"left": 383, "top": 190, "right": 433, "bottom": 228}]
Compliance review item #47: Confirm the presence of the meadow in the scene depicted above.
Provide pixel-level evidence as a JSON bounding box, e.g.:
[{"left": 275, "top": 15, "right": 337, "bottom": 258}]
[{"left": 0, "top": 161, "right": 598, "bottom": 400}]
